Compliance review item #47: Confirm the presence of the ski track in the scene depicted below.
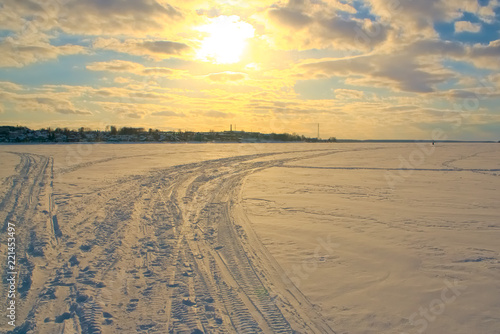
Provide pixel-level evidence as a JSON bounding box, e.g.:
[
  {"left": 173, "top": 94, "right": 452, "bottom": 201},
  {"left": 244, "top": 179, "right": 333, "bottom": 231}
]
[{"left": 0, "top": 149, "right": 351, "bottom": 334}]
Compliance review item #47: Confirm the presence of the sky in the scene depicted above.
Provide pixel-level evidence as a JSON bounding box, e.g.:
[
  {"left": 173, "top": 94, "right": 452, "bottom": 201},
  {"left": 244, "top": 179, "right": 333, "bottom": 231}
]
[{"left": 0, "top": 0, "right": 499, "bottom": 140}]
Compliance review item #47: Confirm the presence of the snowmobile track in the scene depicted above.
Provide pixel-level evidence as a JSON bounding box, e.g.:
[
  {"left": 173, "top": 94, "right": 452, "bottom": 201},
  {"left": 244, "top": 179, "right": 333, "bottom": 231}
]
[{"left": 1, "top": 149, "right": 345, "bottom": 334}]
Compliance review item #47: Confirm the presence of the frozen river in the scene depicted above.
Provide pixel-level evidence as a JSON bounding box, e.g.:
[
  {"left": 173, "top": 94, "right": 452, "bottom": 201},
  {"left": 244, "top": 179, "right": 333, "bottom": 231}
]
[{"left": 0, "top": 142, "right": 499, "bottom": 333}]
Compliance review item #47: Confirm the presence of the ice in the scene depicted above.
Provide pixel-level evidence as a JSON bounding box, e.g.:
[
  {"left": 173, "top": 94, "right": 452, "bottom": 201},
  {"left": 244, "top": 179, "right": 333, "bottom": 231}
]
[{"left": 0, "top": 142, "right": 498, "bottom": 333}]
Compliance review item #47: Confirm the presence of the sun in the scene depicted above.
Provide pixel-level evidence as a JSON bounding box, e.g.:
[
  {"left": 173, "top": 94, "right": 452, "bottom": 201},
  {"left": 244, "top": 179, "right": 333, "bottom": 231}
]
[{"left": 196, "top": 15, "right": 255, "bottom": 64}]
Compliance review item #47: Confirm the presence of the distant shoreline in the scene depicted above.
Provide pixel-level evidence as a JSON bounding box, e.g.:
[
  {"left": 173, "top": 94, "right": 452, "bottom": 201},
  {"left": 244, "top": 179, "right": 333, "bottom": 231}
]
[
  {"left": 335, "top": 139, "right": 499, "bottom": 143},
  {"left": 0, "top": 140, "right": 497, "bottom": 145}
]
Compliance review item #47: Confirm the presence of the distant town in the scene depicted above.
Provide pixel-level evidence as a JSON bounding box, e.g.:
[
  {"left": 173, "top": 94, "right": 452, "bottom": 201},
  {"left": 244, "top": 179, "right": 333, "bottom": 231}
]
[{"left": 0, "top": 125, "right": 337, "bottom": 143}]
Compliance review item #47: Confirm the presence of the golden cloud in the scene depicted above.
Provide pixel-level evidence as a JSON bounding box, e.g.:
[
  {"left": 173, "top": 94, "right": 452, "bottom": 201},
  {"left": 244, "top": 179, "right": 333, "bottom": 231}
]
[
  {"left": 333, "top": 88, "right": 365, "bottom": 99},
  {"left": 206, "top": 72, "right": 248, "bottom": 83},
  {"left": 0, "top": 90, "right": 92, "bottom": 115},
  {"left": 92, "top": 38, "right": 192, "bottom": 60},
  {"left": 86, "top": 60, "right": 188, "bottom": 78}
]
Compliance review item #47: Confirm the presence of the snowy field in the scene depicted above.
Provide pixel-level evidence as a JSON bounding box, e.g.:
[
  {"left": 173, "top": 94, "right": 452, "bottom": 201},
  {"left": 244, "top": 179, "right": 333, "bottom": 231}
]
[{"left": 0, "top": 142, "right": 499, "bottom": 333}]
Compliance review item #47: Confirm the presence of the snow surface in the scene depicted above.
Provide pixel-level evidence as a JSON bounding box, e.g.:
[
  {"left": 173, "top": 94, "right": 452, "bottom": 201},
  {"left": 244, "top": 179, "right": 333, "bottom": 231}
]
[{"left": 0, "top": 143, "right": 499, "bottom": 333}]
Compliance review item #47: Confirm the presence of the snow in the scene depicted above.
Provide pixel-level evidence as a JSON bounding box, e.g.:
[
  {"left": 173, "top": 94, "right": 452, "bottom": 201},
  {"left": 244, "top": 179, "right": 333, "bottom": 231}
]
[{"left": 0, "top": 142, "right": 499, "bottom": 333}]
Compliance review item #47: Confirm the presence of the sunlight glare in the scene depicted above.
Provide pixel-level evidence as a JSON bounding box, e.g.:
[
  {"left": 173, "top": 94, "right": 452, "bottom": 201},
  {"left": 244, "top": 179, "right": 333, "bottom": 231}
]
[{"left": 196, "top": 15, "right": 255, "bottom": 64}]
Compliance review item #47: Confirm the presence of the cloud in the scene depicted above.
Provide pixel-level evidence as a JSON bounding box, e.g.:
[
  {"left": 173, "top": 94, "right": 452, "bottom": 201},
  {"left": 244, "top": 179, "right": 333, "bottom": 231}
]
[
  {"left": 0, "top": 0, "right": 498, "bottom": 140},
  {"left": 0, "top": 0, "right": 55, "bottom": 32},
  {"left": 298, "top": 51, "right": 455, "bottom": 93},
  {"left": 291, "top": 36, "right": 472, "bottom": 94},
  {"left": 142, "top": 68, "right": 182, "bottom": 77},
  {"left": 86, "top": 60, "right": 142, "bottom": 73},
  {"left": 90, "top": 86, "right": 172, "bottom": 101},
  {"left": 114, "top": 77, "right": 131, "bottom": 84},
  {"left": 316, "top": 17, "right": 389, "bottom": 51},
  {"left": 125, "top": 113, "right": 142, "bottom": 119},
  {"left": 0, "top": 81, "right": 24, "bottom": 91},
  {"left": 140, "top": 40, "right": 191, "bottom": 55},
  {"left": 437, "top": 87, "right": 500, "bottom": 100},
  {"left": 86, "top": 60, "right": 187, "bottom": 78},
  {"left": 365, "top": 0, "right": 499, "bottom": 42},
  {"left": 64, "top": 0, "right": 181, "bottom": 21},
  {"left": 98, "top": 102, "right": 159, "bottom": 119},
  {"left": 196, "top": 7, "right": 222, "bottom": 18},
  {"left": 151, "top": 110, "right": 185, "bottom": 117},
  {"left": 0, "top": 90, "right": 93, "bottom": 115},
  {"left": 264, "top": 0, "right": 389, "bottom": 51},
  {"left": 92, "top": 38, "right": 191, "bottom": 60},
  {"left": 298, "top": 56, "right": 373, "bottom": 77},
  {"left": 376, "top": 37, "right": 498, "bottom": 72},
  {"left": 268, "top": 7, "right": 313, "bottom": 29},
  {"left": 14, "top": 0, "right": 181, "bottom": 36},
  {"left": 0, "top": 0, "right": 190, "bottom": 72},
  {"left": 33, "top": 97, "right": 92, "bottom": 115},
  {"left": 366, "top": 0, "right": 458, "bottom": 32},
  {"left": 446, "top": 0, "right": 498, "bottom": 24},
  {"left": 206, "top": 72, "right": 247, "bottom": 83},
  {"left": 55, "top": 108, "right": 93, "bottom": 115},
  {"left": 408, "top": 39, "right": 466, "bottom": 58},
  {"left": 0, "top": 34, "right": 88, "bottom": 68},
  {"left": 468, "top": 39, "right": 500, "bottom": 69},
  {"left": 0, "top": 84, "right": 176, "bottom": 119},
  {"left": 205, "top": 110, "right": 230, "bottom": 118},
  {"left": 262, "top": 0, "right": 499, "bottom": 57},
  {"left": 0, "top": 0, "right": 189, "bottom": 59},
  {"left": 327, "top": 0, "right": 357, "bottom": 14},
  {"left": 334, "top": 89, "right": 365, "bottom": 99},
  {"left": 455, "top": 21, "right": 481, "bottom": 33}
]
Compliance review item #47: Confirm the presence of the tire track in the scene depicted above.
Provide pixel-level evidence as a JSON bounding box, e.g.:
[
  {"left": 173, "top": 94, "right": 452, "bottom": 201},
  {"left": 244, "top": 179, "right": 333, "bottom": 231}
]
[
  {"left": 0, "top": 153, "right": 54, "bottom": 334},
  {"left": 159, "top": 150, "right": 341, "bottom": 333},
  {"left": 2, "top": 148, "right": 354, "bottom": 333}
]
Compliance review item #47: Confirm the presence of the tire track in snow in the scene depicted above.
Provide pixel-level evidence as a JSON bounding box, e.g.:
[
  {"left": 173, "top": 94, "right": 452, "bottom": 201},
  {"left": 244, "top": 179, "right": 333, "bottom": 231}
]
[
  {"left": 0, "top": 152, "right": 53, "bottom": 334},
  {"left": 158, "top": 150, "right": 339, "bottom": 333},
  {"left": 2, "top": 148, "right": 348, "bottom": 333}
]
